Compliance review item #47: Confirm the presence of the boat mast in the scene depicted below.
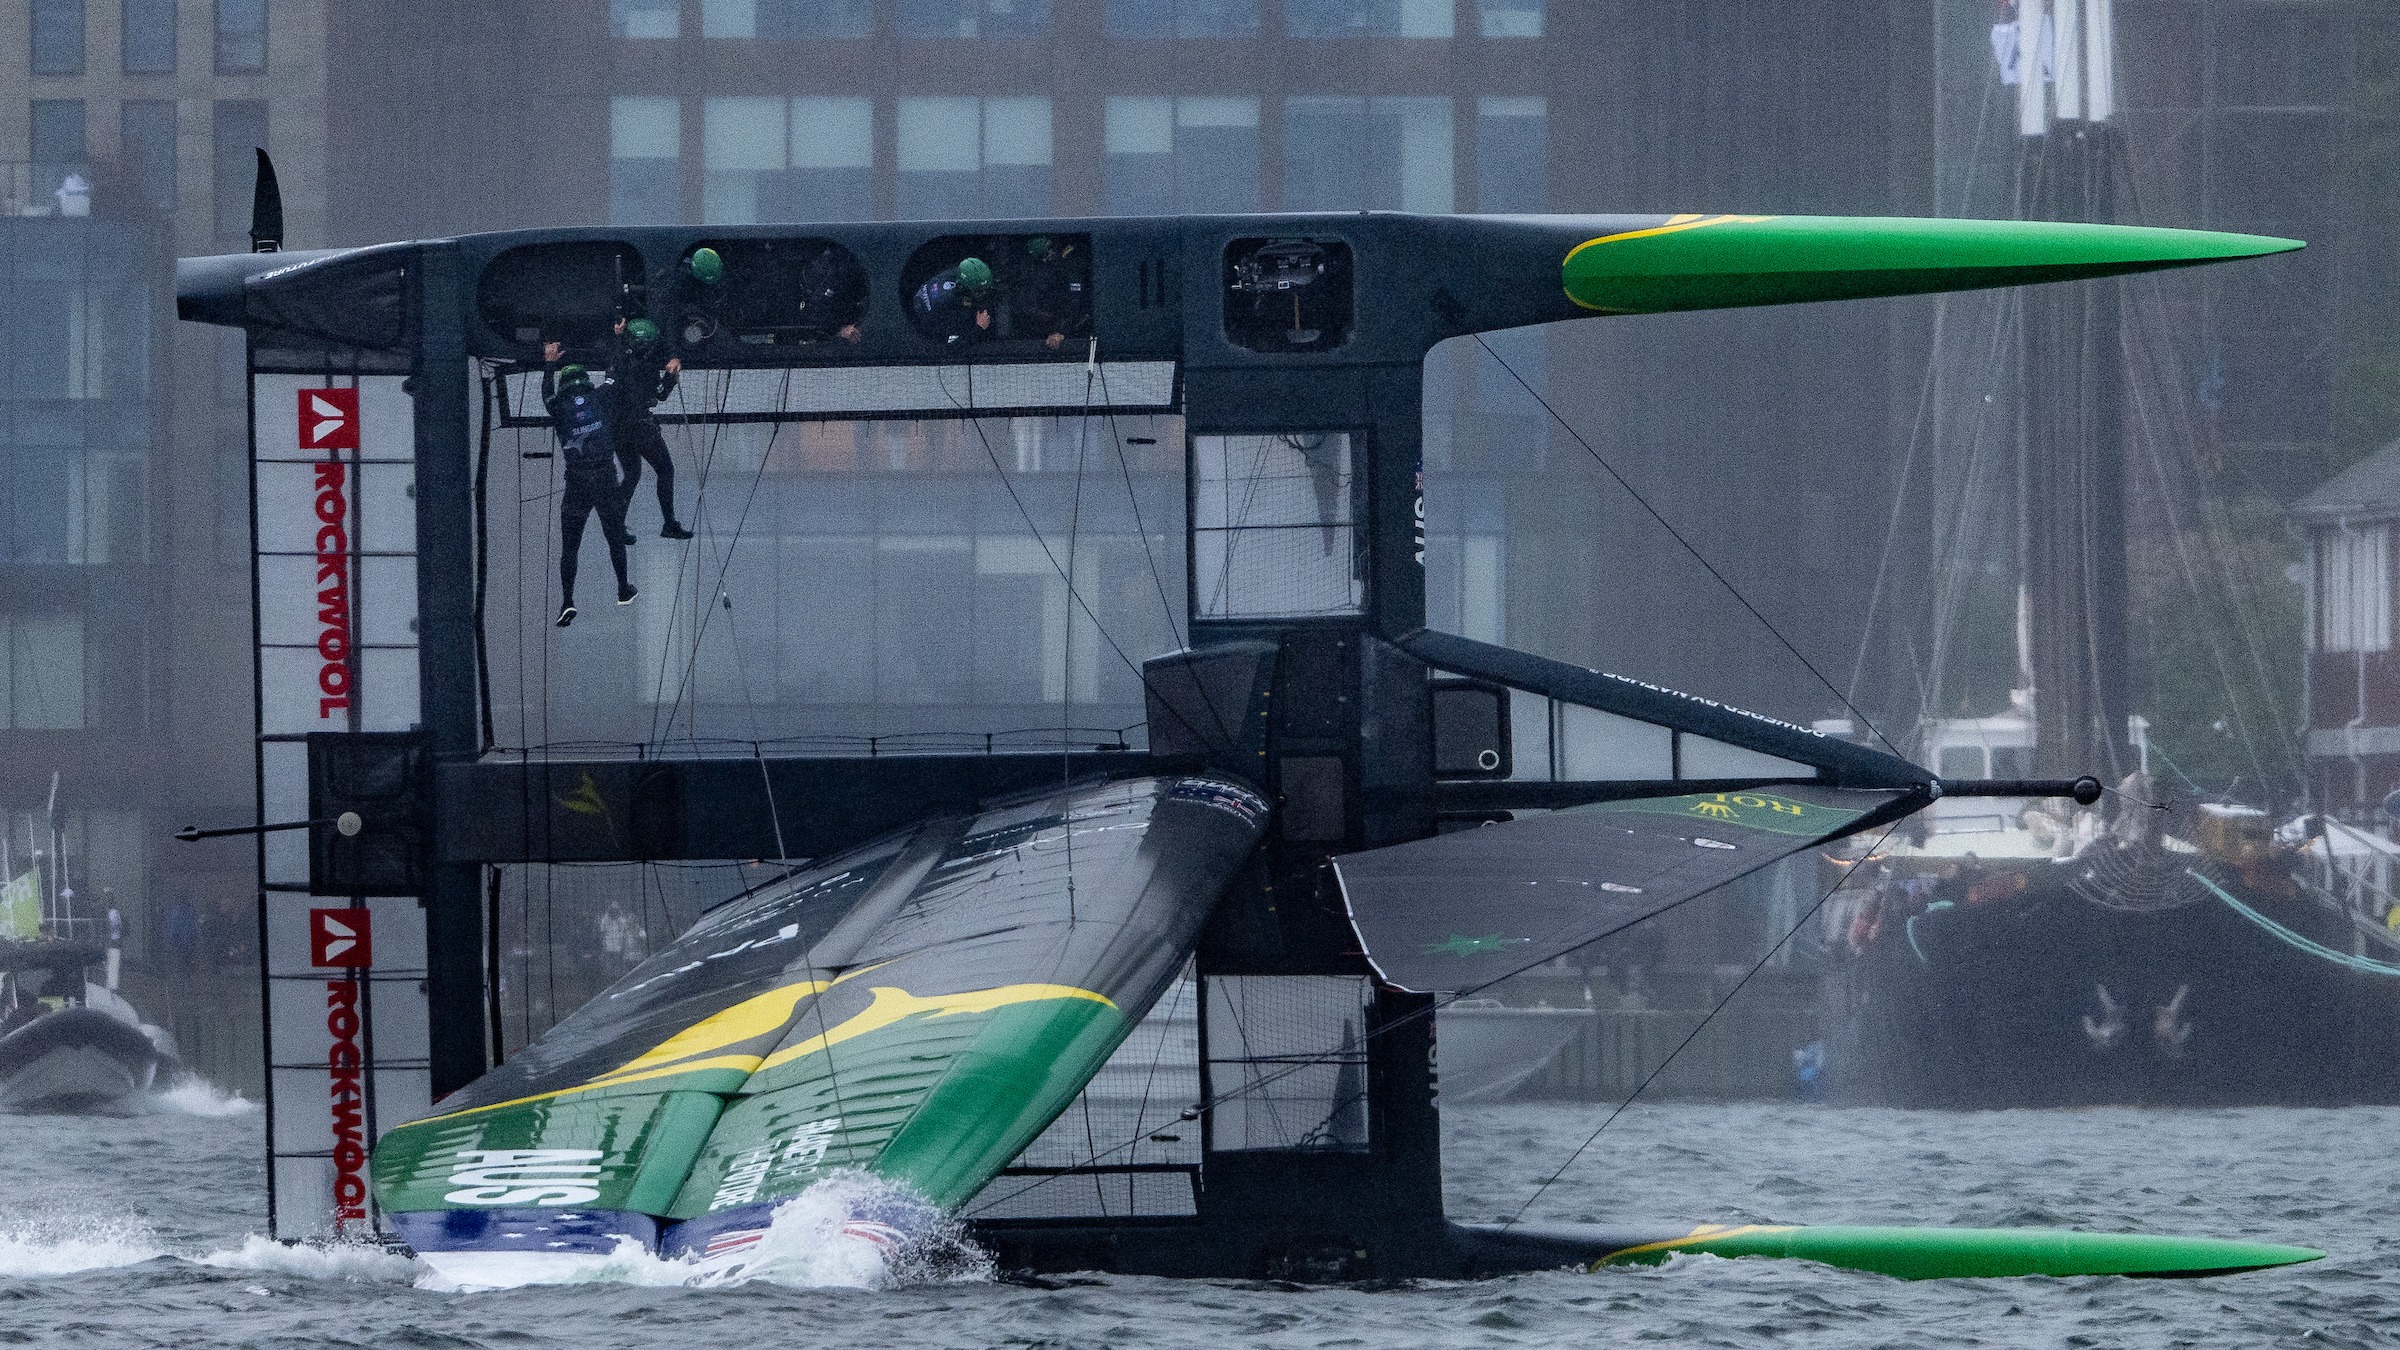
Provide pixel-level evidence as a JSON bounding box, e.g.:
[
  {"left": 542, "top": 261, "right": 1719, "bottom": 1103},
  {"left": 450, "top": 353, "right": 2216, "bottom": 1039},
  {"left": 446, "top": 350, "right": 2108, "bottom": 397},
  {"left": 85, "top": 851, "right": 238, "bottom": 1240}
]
[{"left": 2018, "top": 0, "right": 2134, "bottom": 781}]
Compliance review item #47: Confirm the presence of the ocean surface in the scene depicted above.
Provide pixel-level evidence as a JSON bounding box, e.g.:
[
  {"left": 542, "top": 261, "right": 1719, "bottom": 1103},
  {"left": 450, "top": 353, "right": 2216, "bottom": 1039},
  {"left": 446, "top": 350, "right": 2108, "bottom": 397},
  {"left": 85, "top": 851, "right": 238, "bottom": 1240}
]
[{"left": 1, "top": 1087, "right": 2388, "bottom": 1348}]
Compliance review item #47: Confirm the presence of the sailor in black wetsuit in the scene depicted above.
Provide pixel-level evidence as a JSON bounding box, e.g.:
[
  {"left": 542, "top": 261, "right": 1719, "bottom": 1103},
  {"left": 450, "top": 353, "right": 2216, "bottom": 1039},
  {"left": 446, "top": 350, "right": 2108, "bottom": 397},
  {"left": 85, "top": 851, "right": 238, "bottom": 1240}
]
[
  {"left": 1014, "top": 235, "right": 1092, "bottom": 351},
  {"left": 909, "top": 256, "right": 995, "bottom": 346},
  {"left": 541, "top": 342, "right": 636, "bottom": 627},
  {"left": 796, "top": 244, "right": 868, "bottom": 343},
  {"left": 606, "top": 317, "right": 692, "bottom": 542}
]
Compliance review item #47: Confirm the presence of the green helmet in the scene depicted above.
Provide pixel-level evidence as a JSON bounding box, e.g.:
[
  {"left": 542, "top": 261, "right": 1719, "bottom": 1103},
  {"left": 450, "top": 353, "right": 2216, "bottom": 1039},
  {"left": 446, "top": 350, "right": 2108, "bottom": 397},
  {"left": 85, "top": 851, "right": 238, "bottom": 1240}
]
[
  {"left": 556, "top": 363, "right": 591, "bottom": 391},
  {"left": 686, "top": 247, "right": 724, "bottom": 284},
  {"left": 624, "top": 317, "right": 661, "bottom": 347},
  {"left": 957, "top": 257, "right": 993, "bottom": 291},
  {"left": 1025, "top": 235, "right": 1052, "bottom": 259}
]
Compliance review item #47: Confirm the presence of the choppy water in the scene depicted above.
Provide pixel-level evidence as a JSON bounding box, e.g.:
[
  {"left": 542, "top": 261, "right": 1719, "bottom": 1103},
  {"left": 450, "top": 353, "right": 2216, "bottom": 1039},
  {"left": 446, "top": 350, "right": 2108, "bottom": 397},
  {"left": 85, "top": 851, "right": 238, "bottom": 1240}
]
[{"left": 0, "top": 1092, "right": 2387, "bottom": 1348}]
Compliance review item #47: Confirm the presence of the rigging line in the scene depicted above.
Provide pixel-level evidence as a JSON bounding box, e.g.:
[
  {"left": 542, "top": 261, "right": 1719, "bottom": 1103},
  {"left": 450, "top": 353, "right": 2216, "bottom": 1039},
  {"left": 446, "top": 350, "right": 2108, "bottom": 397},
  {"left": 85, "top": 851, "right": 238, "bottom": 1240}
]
[
  {"left": 656, "top": 367, "right": 788, "bottom": 750},
  {"left": 644, "top": 366, "right": 738, "bottom": 748},
  {"left": 968, "top": 808, "right": 1909, "bottom": 1215},
  {"left": 1093, "top": 366, "right": 1187, "bottom": 647},
  {"left": 1061, "top": 353, "right": 1099, "bottom": 922},
  {"left": 473, "top": 368, "right": 498, "bottom": 751},
  {"left": 943, "top": 369, "right": 1158, "bottom": 696},
  {"left": 1501, "top": 822, "right": 1901, "bottom": 1230},
  {"left": 1470, "top": 333, "right": 1902, "bottom": 758}
]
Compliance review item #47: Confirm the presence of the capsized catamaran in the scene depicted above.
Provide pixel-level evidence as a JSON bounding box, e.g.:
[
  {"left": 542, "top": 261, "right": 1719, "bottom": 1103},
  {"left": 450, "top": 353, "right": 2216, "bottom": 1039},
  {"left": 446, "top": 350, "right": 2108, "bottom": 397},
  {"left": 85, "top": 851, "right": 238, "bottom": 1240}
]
[
  {"left": 177, "top": 158, "right": 2319, "bottom": 1282},
  {"left": 374, "top": 775, "right": 1266, "bottom": 1284}
]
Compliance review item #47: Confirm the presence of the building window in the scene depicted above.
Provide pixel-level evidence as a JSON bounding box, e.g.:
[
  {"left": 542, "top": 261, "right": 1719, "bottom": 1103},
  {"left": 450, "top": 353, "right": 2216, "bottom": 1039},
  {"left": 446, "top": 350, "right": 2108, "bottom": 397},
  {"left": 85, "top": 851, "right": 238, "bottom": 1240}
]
[
  {"left": 1474, "top": 96, "right": 1545, "bottom": 212},
  {"left": 2320, "top": 527, "right": 2391, "bottom": 654},
  {"left": 1105, "top": 96, "right": 1259, "bottom": 214},
  {"left": 30, "top": 100, "right": 87, "bottom": 171},
  {"left": 212, "top": 99, "right": 267, "bottom": 238},
  {"left": 32, "top": 0, "right": 86, "bottom": 76},
  {"left": 612, "top": 0, "right": 678, "bottom": 38},
  {"left": 122, "top": 0, "right": 177, "bottom": 73},
  {"left": 1287, "top": 0, "right": 1451, "bottom": 38},
  {"left": 704, "top": 0, "right": 873, "bottom": 37},
  {"left": 1283, "top": 96, "right": 1452, "bottom": 213},
  {"left": 610, "top": 96, "right": 681, "bottom": 225},
  {"left": 703, "top": 96, "right": 873, "bottom": 225},
  {"left": 896, "top": 96, "right": 1051, "bottom": 219},
  {"left": 1477, "top": 0, "right": 1541, "bottom": 37},
  {"left": 789, "top": 97, "right": 874, "bottom": 221},
  {"left": 898, "top": 0, "right": 1051, "bottom": 38},
  {"left": 1105, "top": 0, "right": 1258, "bottom": 38},
  {"left": 0, "top": 616, "right": 86, "bottom": 729},
  {"left": 214, "top": 0, "right": 267, "bottom": 73},
  {"left": 121, "top": 99, "right": 176, "bottom": 213}
]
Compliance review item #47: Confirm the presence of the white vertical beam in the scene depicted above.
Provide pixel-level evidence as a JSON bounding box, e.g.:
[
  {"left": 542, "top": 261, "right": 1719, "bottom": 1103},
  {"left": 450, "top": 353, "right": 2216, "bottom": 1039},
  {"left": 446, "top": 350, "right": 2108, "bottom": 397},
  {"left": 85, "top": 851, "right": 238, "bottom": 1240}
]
[
  {"left": 2019, "top": 0, "right": 2052, "bottom": 137},
  {"left": 2055, "top": 0, "right": 2085, "bottom": 121}
]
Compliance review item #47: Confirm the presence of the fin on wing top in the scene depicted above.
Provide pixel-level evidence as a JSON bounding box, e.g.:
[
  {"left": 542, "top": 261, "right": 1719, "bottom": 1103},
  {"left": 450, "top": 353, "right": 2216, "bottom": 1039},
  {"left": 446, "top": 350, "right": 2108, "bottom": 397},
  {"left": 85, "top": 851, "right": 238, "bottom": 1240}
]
[{"left": 370, "top": 774, "right": 1266, "bottom": 1275}]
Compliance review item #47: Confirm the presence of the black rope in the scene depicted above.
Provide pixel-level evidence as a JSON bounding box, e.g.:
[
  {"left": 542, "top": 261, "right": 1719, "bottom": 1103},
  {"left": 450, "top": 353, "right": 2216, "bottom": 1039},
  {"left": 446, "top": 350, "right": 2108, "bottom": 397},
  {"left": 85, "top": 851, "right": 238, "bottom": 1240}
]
[
  {"left": 1471, "top": 333, "right": 1902, "bottom": 759},
  {"left": 1500, "top": 822, "right": 1900, "bottom": 1229}
]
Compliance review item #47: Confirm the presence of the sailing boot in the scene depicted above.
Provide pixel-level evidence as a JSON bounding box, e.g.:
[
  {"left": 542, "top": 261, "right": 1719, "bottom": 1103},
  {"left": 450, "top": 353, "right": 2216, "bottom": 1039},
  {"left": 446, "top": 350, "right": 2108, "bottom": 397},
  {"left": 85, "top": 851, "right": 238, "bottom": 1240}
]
[
  {"left": 556, "top": 601, "right": 577, "bottom": 628},
  {"left": 660, "top": 521, "right": 694, "bottom": 540},
  {"left": 618, "top": 583, "right": 639, "bottom": 605}
]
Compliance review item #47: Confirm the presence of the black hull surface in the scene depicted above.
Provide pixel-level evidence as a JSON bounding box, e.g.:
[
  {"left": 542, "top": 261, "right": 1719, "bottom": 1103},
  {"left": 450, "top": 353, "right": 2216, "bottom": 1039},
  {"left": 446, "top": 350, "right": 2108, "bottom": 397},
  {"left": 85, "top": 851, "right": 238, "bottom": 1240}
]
[
  {"left": 0, "top": 1008, "right": 174, "bottom": 1113},
  {"left": 1826, "top": 871, "right": 2400, "bottom": 1108}
]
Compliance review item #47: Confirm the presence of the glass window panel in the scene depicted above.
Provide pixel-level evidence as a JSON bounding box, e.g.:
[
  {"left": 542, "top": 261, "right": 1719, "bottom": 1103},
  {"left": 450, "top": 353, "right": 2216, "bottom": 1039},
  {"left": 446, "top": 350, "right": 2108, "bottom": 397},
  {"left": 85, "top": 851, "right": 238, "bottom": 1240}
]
[
  {"left": 30, "top": 100, "right": 88, "bottom": 169},
  {"left": 1105, "top": 0, "right": 1173, "bottom": 36},
  {"left": 702, "top": 0, "right": 754, "bottom": 35},
  {"left": 214, "top": 0, "right": 267, "bottom": 73},
  {"left": 1282, "top": 96, "right": 1365, "bottom": 210},
  {"left": 33, "top": 0, "right": 87, "bottom": 75},
  {"left": 703, "top": 96, "right": 783, "bottom": 225},
  {"left": 982, "top": 0, "right": 1052, "bottom": 38},
  {"left": 1475, "top": 95, "right": 1545, "bottom": 212},
  {"left": 789, "top": 97, "right": 873, "bottom": 220},
  {"left": 122, "top": 0, "right": 177, "bottom": 73},
  {"left": 1478, "top": 0, "right": 1540, "bottom": 37},
  {"left": 1181, "top": 0, "right": 1258, "bottom": 35},
  {"left": 897, "top": 97, "right": 981, "bottom": 219},
  {"left": 1286, "top": 0, "right": 1362, "bottom": 37},
  {"left": 1372, "top": 96, "right": 1452, "bottom": 213},
  {"left": 897, "top": 0, "right": 975, "bottom": 37},
  {"left": 211, "top": 99, "right": 267, "bottom": 238},
  {"left": 1395, "top": 0, "right": 1452, "bottom": 37},
  {"left": 611, "top": 0, "right": 679, "bottom": 38},
  {"left": 610, "top": 96, "right": 681, "bottom": 225},
  {"left": 11, "top": 614, "right": 86, "bottom": 730},
  {"left": 982, "top": 97, "right": 1052, "bottom": 167},
  {"left": 122, "top": 100, "right": 176, "bottom": 213},
  {"left": 1175, "top": 97, "right": 1258, "bottom": 212},
  {"left": 1104, "top": 98, "right": 1174, "bottom": 215},
  {"left": 755, "top": 0, "right": 871, "bottom": 37}
]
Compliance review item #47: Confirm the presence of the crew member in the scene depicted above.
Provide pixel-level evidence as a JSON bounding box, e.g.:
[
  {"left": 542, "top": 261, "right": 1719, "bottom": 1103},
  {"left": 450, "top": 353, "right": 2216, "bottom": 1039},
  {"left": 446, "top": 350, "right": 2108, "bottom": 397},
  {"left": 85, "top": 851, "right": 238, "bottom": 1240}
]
[
  {"left": 910, "top": 256, "right": 995, "bottom": 346},
  {"left": 607, "top": 317, "right": 693, "bottom": 542},
  {"left": 541, "top": 342, "right": 635, "bottom": 627},
  {"left": 796, "top": 244, "right": 867, "bottom": 343},
  {"left": 1014, "top": 235, "right": 1091, "bottom": 351}
]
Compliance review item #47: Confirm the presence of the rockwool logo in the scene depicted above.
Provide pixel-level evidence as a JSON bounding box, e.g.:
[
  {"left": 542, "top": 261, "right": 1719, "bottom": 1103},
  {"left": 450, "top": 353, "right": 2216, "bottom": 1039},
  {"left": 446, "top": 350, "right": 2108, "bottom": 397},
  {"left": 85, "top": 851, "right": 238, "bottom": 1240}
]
[
  {"left": 309, "top": 908, "right": 372, "bottom": 968},
  {"left": 297, "top": 387, "right": 359, "bottom": 452},
  {"left": 327, "top": 979, "right": 370, "bottom": 1229}
]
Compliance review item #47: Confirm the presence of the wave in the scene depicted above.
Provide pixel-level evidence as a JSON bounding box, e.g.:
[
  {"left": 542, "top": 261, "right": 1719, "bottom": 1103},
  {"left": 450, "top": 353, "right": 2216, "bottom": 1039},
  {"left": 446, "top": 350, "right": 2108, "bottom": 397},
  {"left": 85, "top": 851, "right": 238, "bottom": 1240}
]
[{"left": 144, "top": 1078, "right": 260, "bottom": 1119}]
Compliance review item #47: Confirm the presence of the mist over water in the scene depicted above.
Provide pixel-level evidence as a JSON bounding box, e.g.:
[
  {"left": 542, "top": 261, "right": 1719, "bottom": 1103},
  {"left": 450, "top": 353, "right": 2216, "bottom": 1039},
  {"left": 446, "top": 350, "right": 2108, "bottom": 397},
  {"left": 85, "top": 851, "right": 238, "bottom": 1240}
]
[{"left": 0, "top": 1100, "right": 2384, "bottom": 1347}]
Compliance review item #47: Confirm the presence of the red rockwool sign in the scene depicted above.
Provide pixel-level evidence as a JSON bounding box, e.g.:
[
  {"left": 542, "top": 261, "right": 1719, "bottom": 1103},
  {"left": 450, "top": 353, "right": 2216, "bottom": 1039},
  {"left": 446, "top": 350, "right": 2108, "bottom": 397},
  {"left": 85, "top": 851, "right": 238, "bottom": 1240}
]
[
  {"left": 297, "top": 387, "right": 359, "bottom": 451},
  {"left": 306, "top": 389, "right": 355, "bottom": 722},
  {"left": 309, "top": 907, "right": 372, "bottom": 968},
  {"left": 326, "top": 979, "right": 369, "bottom": 1228}
]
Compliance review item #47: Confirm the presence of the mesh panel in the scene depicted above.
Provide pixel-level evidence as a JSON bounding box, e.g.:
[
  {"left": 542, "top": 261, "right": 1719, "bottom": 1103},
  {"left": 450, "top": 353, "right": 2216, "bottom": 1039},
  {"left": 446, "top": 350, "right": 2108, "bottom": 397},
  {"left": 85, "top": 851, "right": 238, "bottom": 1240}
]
[
  {"left": 972, "top": 976, "right": 1201, "bottom": 1219},
  {"left": 1192, "top": 433, "right": 1362, "bottom": 618},
  {"left": 1205, "top": 975, "right": 1371, "bottom": 1152}
]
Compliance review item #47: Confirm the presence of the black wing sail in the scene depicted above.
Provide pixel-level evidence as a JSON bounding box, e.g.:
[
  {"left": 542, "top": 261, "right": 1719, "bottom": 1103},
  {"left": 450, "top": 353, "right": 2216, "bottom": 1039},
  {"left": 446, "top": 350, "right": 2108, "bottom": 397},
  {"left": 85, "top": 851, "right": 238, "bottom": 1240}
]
[{"left": 1334, "top": 787, "right": 1909, "bottom": 993}]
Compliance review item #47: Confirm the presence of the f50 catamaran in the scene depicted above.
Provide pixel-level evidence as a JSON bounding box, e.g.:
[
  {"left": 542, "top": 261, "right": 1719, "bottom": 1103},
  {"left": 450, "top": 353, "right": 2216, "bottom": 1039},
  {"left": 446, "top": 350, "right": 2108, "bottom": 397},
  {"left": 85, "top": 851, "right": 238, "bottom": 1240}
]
[{"left": 175, "top": 153, "right": 2316, "bottom": 1284}]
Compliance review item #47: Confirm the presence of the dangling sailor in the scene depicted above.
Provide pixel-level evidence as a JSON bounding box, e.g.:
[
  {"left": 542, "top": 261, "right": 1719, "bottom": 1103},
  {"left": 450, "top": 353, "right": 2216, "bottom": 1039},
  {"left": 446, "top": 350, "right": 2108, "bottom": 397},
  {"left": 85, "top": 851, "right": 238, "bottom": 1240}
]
[
  {"left": 909, "top": 255, "right": 995, "bottom": 345},
  {"left": 607, "top": 317, "right": 693, "bottom": 542},
  {"left": 541, "top": 341, "right": 636, "bottom": 627}
]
